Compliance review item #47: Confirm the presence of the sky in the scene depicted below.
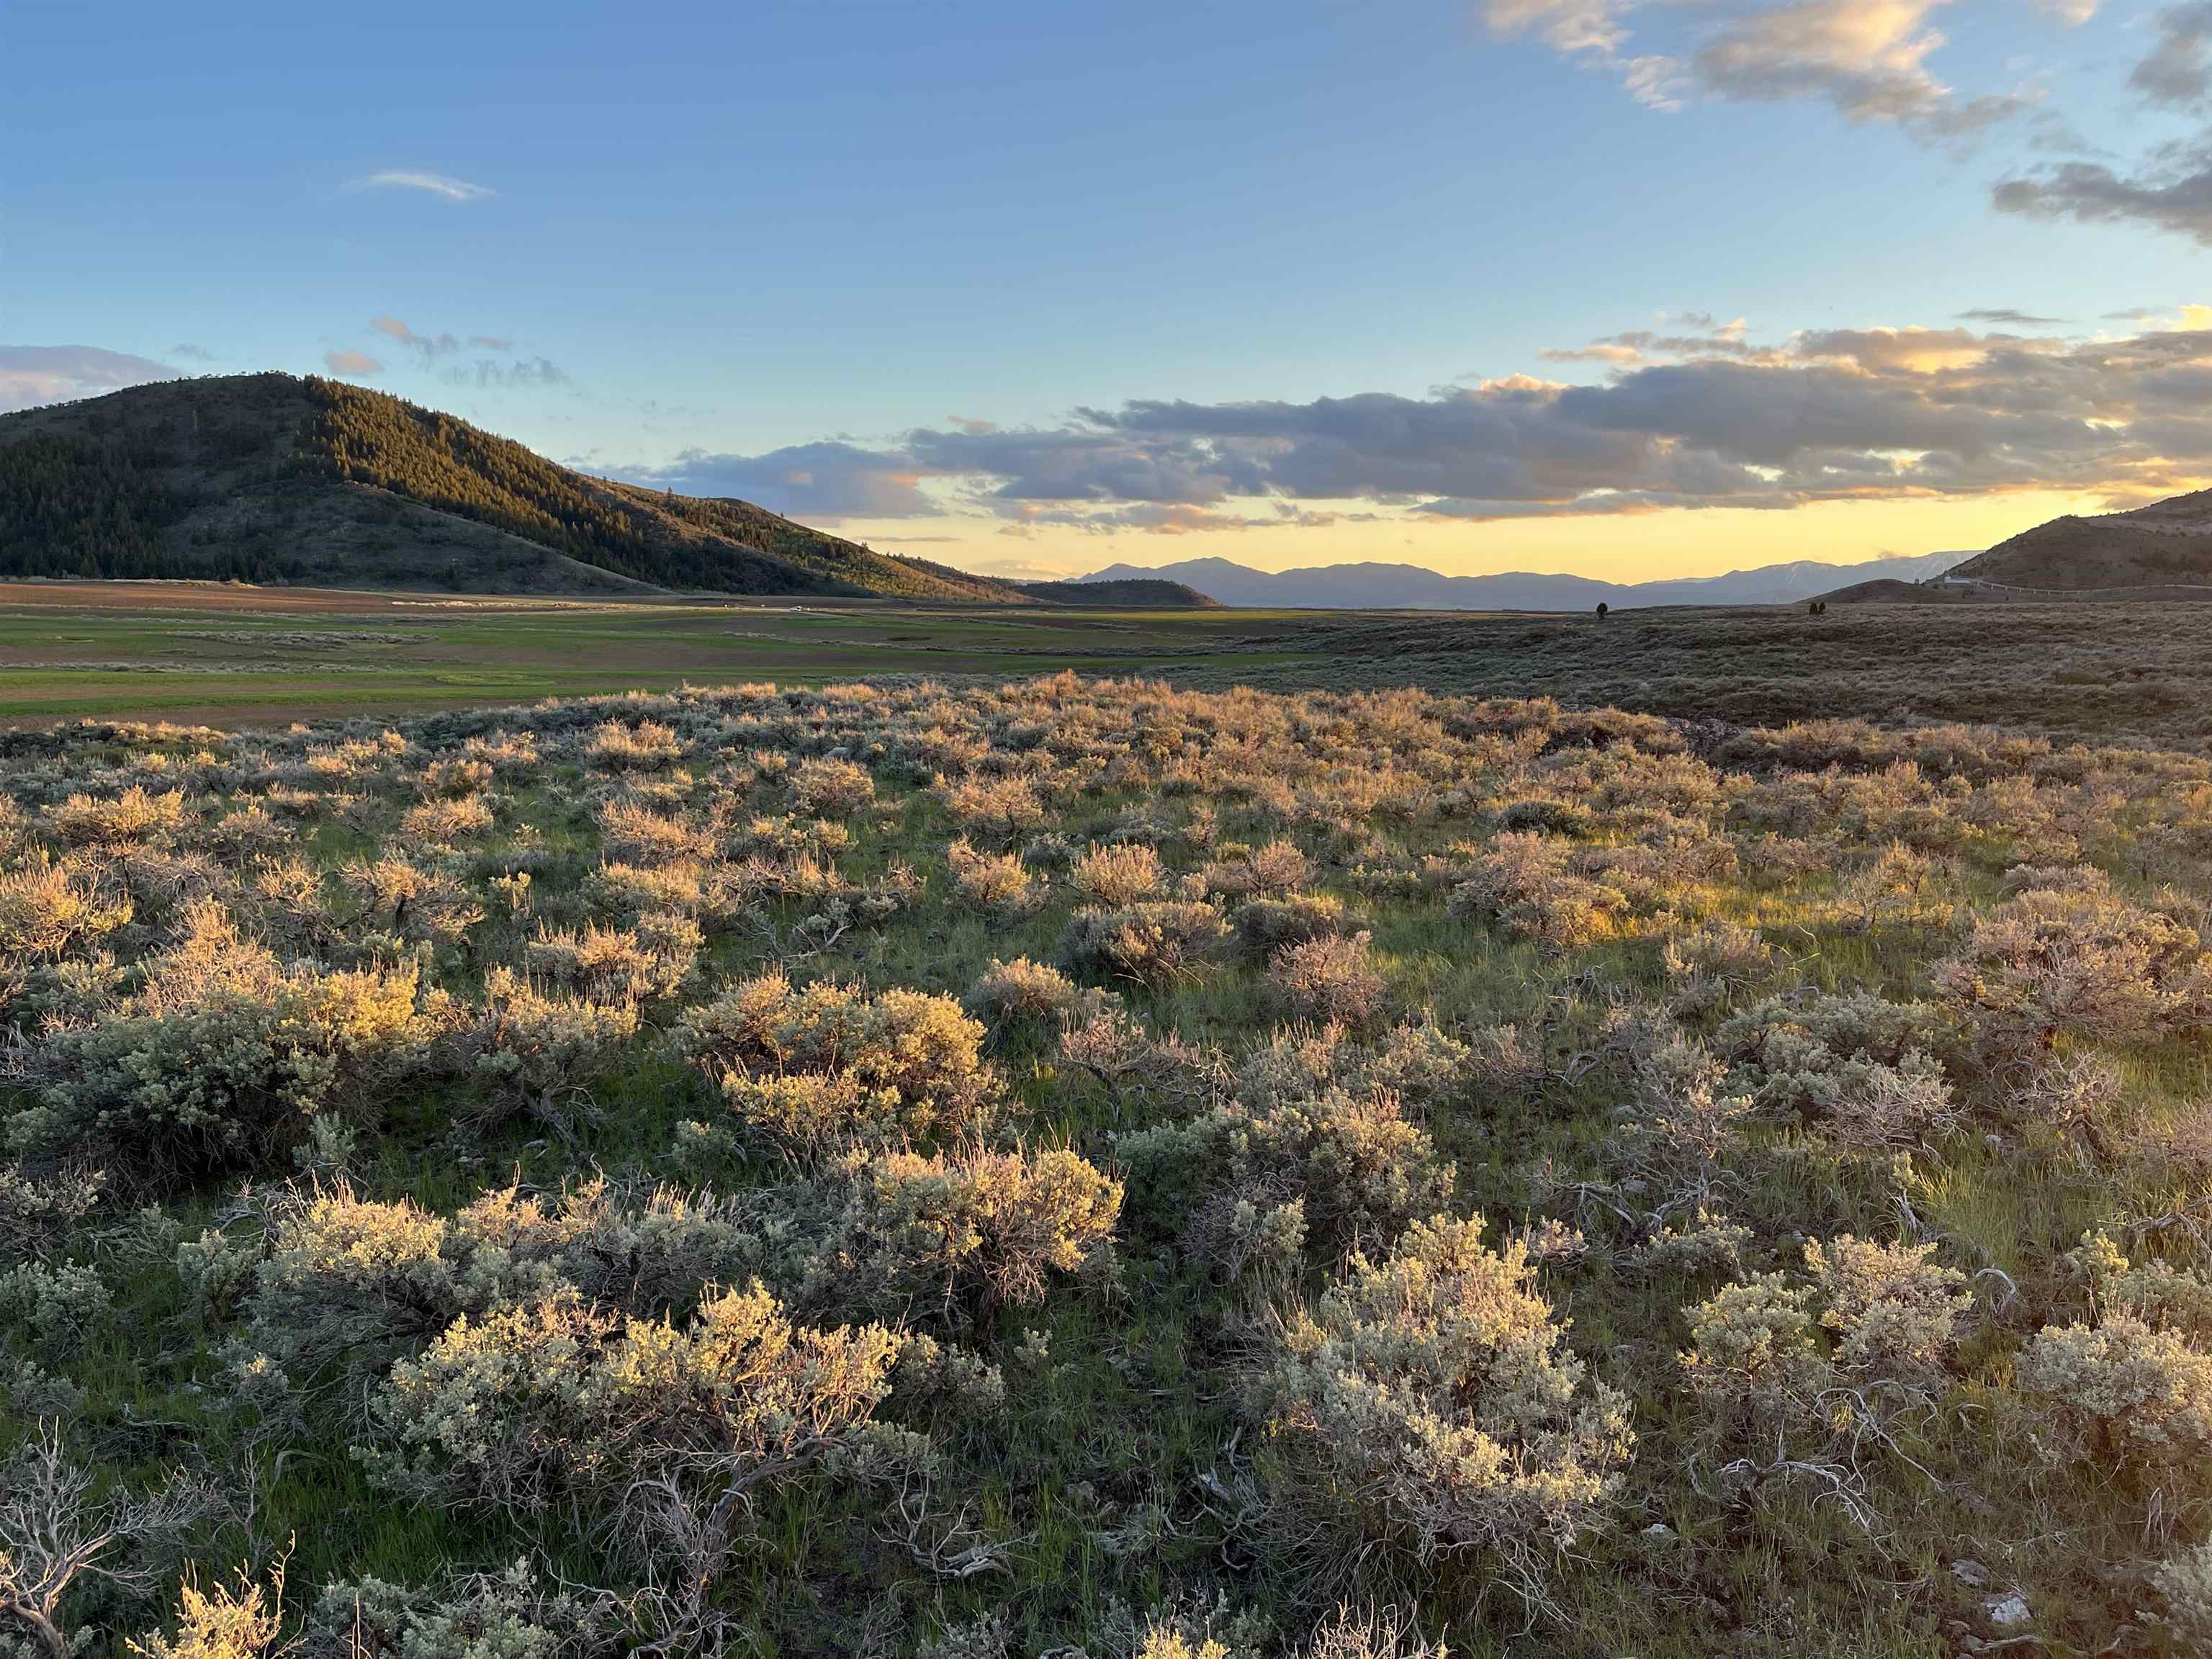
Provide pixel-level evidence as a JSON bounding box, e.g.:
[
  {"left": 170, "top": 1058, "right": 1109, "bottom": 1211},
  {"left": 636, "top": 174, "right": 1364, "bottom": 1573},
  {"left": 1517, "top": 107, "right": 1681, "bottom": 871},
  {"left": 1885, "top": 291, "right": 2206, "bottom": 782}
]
[{"left": 9, "top": 0, "right": 2212, "bottom": 582}]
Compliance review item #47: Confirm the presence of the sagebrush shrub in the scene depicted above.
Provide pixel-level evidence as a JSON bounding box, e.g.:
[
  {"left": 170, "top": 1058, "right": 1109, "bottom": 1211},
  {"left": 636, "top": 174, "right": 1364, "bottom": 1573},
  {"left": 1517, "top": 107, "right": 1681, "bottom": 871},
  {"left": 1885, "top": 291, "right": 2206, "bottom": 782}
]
[
  {"left": 1120, "top": 1053, "right": 1452, "bottom": 1269},
  {"left": 1933, "top": 883, "right": 2212, "bottom": 1066},
  {"left": 1071, "top": 842, "right": 1166, "bottom": 907},
  {"left": 398, "top": 793, "right": 494, "bottom": 845},
  {"left": 468, "top": 968, "right": 640, "bottom": 1137},
  {"left": 1802, "top": 1234, "right": 1969, "bottom": 1386},
  {"left": 334, "top": 855, "right": 484, "bottom": 953},
  {"left": 371, "top": 1283, "right": 911, "bottom": 1518},
  {"left": 0, "top": 855, "right": 131, "bottom": 974},
  {"left": 12, "top": 955, "right": 430, "bottom": 1181},
  {"left": 942, "top": 775, "right": 1046, "bottom": 840},
  {"left": 1262, "top": 1213, "right": 1632, "bottom": 1609},
  {"left": 46, "top": 786, "right": 189, "bottom": 849},
  {"left": 2153, "top": 1539, "right": 2212, "bottom": 1650},
  {"left": 302, "top": 1560, "right": 621, "bottom": 1659},
  {"left": 222, "top": 1176, "right": 765, "bottom": 1400},
  {"left": 2015, "top": 1315, "right": 2212, "bottom": 1488},
  {"left": 1448, "top": 832, "right": 1623, "bottom": 948},
  {"left": 1662, "top": 920, "right": 1776, "bottom": 1012},
  {"left": 523, "top": 912, "right": 700, "bottom": 1004},
  {"left": 680, "top": 974, "right": 1000, "bottom": 1156},
  {"left": 945, "top": 837, "right": 1038, "bottom": 916},
  {"left": 788, "top": 757, "right": 876, "bottom": 819},
  {"left": 965, "top": 957, "right": 1079, "bottom": 1036},
  {"left": 1060, "top": 901, "right": 1226, "bottom": 986},
  {"left": 129, "top": 1567, "right": 285, "bottom": 1659},
  {"left": 597, "top": 797, "right": 720, "bottom": 865},
  {"left": 1233, "top": 893, "right": 1351, "bottom": 954},
  {"left": 801, "top": 1144, "right": 1122, "bottom": 1337},
  {"left": 583, "top": 719, "right": 682, "bottom": 770},
  {"left": 1678, "top": 1273, "right": 1822, "bottom": 1430},
  {"left": 1269, "top": 930, "right": 1387, "bottom": 1026}
]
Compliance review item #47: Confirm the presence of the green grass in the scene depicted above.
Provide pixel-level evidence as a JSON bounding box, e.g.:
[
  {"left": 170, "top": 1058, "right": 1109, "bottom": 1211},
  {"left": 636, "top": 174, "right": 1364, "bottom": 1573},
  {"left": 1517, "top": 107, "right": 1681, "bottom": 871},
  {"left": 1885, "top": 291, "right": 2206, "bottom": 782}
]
[
  {"left": 0, "top": 589, "right": 1348, "bottom": 724},
  {"left": 13, "top": 619, "right": 2212, "bottom": 1655},
  {"left": 14, "top": 584, "right": 2212, "bottom": 753}
]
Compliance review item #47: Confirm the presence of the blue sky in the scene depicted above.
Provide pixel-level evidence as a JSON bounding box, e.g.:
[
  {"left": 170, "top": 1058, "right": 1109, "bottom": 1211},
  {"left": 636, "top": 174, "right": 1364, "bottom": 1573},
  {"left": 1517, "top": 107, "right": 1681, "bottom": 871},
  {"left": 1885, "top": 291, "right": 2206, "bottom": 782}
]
[{"left": 11, "top": 0, "right": 2212, "bottom": 579}]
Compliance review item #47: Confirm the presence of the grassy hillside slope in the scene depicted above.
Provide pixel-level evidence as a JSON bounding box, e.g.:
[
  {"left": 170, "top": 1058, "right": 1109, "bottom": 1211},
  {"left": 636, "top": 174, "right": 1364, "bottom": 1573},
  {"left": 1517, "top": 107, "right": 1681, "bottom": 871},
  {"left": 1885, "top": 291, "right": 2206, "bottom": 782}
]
[
  {"left": 0, "top": 374, "right": 1026, "bottom": 601},
  {"left": 1014, "top": 577, "right": 1220, "bottom": 607},
  {"left": 1950, "top": 487, "right": 2212, "bottom": 590}
]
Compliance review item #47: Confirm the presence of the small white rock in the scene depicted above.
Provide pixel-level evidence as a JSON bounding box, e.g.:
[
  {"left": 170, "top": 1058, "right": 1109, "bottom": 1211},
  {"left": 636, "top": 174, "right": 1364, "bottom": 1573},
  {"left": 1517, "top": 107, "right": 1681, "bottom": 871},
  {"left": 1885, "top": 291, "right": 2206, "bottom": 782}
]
[{"left": 1984, "top": 1592, "right": 2031, "bottom": 1629}]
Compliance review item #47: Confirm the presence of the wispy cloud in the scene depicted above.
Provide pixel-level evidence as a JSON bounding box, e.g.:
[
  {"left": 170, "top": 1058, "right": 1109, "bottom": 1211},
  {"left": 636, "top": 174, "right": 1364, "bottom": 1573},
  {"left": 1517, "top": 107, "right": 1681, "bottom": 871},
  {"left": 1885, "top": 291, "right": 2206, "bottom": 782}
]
[
  {"left": 346, "top": 169, "right": 494, "bottom": 202},
  {"left": 0, "top": 346, "right": 175, "bottom": 414},
  {"left": 1480, "top": 0, "right": 1684, "bottom": 110},
  {"left": 1994, "top": 145, "right": 2212, "bottom": 244},
  {"left": 1987, "top": 4, "right": 2212, "bottom": 243},
  {"left": 446, "top": 356, "right": 570, "bottom": 390},
  {"left": 322, "top": 349, "right": 383, "bottom": 377},
  {"left": 168, "top": 343, "right": 216, "bottom": 363},
  {"left": 371, "top": 316, "right": 459, "bottom": 360},
  {"left": 2131, "top": 2, "right": 2212, "bottom": 109}
]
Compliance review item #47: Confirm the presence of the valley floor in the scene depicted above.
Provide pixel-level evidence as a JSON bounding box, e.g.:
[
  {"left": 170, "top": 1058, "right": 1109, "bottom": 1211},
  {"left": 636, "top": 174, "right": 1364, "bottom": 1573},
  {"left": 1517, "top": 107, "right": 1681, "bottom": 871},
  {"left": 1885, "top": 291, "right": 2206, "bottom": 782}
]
[{"left": 6, "top": 583, "right": 2212, "bottom": 752}]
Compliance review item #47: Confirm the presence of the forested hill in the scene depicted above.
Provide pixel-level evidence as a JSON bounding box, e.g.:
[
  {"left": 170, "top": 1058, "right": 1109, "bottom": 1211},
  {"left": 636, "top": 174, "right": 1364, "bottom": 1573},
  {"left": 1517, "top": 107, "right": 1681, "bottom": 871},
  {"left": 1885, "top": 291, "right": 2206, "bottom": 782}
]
[{"left": 0, "top": 373, "right": 1027, "bottom": 601}]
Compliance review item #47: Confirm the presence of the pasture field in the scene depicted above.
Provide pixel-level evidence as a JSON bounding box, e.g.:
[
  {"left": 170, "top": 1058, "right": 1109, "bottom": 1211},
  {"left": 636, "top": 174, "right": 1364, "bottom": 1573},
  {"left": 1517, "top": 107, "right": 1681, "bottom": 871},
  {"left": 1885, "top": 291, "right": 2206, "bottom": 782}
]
[
  {"left": 8, "top": 664, "right": 2212, "bottom": 1657},
  {"left": 9, "top": 583, "right": 2212, "bottom": 750},
  {"left": 0, "top": 583, "right": 1352, "bottom": 727}
]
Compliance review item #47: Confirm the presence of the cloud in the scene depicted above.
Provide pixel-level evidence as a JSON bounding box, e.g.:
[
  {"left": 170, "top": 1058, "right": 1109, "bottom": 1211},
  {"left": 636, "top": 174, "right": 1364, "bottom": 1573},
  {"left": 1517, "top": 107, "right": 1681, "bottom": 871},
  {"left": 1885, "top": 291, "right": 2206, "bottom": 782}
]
[
  {"left": 1479, "top": 0, "right": 1684, "bottom": 109},
  {"left": 621, "top": 441, "right": 940, "bottom": 518},
  {"left": 946, "top": 415, "right": 998, "bottom": 434},
  {"left": 1540, "top": 317, "right": 1772, "bottom": 367},
  {"left": 1690, "top": 0, "right": 2016, "bottom": 133},
  {"left": 2132, "top": 3, "right": 2212, "bottom": 109},
  {"left": 1993, "top": 145, "right": 2212, "bottom": 244},
  {"left": 0, "top": 346, "right": 175, "bottom": 414},
  {"left": 966, "top": 556, "right": 1083, "bottom": 581},
  {"left": 370, "top": 316, "right": 460, "bottom": 361},
  {"left": 168, "top": 343, "right": 216, "bottom": 363},
  {"left": 1483, "top": 0, "right": 2022, "bottom": 131},
  {"left": 1987, "top": 6, "right": 2212, "bottom": 244},
  {"left": 619, "top": 310, "right": 2212, "bottom": 528},
  {"left": 322, "top": 349, "right": 382, "bottom": 377},
  {"left": 346, "top": 170, "right": 494, "bottom": 203},
  {"left": 446, "top": 356, "right": 570, "bottom": 390},
  {"left": 351, "top": 318, "right": 559, "bottom": 389},
  {"left": 1956, "top": 307, "right": 2069, "bottom": 325}
]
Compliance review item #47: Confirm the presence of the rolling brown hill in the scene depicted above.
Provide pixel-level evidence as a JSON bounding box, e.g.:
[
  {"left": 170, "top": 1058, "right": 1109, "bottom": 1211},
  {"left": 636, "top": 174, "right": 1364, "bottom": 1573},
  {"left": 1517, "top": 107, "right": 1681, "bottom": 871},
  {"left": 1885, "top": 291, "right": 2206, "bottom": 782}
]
[
  {"left": 1946, "top": 487, "right": 2212, "bottom": 592},
  {"left": 0, "top": 373, "right": 1033, "bottom": 601}
]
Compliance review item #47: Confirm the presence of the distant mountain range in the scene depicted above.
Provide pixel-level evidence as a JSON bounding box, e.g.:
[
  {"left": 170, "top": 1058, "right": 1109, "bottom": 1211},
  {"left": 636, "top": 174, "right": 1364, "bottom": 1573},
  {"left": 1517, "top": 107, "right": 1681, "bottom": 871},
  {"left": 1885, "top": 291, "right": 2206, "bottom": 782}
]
[{"left": 1076, "top": 550, "right": 1972, "bottom": 611}]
